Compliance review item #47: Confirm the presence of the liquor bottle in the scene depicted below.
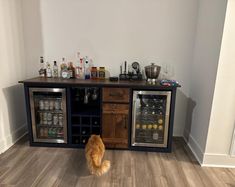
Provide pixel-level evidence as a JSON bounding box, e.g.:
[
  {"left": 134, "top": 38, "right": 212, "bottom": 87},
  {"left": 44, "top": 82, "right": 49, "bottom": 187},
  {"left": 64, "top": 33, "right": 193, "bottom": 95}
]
[
  {"left": 75, "top": 52, "right": 81, "bottom": 79},
  {"left": 46, "top": 62, "right": 52, "bottom": 78},
  {"left": 79, "top": 58, "right": 84, "bottom": 79},
  {"left": 60, "top": 58, "right": 69, "bottom": 78},
  {"left": 84, "top": 56, "right": 90, "bottom": 79},
  {"left": 60, "top": 58, "right": 66, "bottom": 77},
  {"left": 53, "top": 61, "right": 59, "bottom": 77},
  {"left": 68, "top": 62, "right": 75, "bottom": 78},
  {"left": 39, "top": 56, "right": 46, "bottom": 77}
]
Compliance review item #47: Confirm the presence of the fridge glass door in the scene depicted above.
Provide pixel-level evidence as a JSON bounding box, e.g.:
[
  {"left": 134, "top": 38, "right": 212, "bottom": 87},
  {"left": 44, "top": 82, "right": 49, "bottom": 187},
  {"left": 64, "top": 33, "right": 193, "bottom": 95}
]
[
  {"left": 132, "top": 91, "right": 171, "bottom": 147},
  {"left": 29, "top": 88, "right": 67, "bottom": 143}
]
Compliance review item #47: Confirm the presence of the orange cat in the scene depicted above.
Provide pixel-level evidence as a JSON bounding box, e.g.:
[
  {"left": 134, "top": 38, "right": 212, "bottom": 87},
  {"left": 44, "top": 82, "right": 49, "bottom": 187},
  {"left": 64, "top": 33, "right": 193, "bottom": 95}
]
[{"left": 85, "top": 135, "right": 110, "bottom": 176}]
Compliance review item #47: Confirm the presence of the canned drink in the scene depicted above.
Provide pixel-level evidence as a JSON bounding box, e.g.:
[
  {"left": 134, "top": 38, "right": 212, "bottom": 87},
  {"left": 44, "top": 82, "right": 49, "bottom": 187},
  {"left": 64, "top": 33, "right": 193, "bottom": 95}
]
[
  {"left": 40, "top": 128, "right": 44, "bottom": 137},
  {"left": 57, "top": 128, "right": 63, "bottom": 137},
  {"left": 58, "top": 114, "right": 63, "bottom": 126},
  {"left": 43, "top": 128, "right": 48, "bottom": 137},
  {"left": 42, "top": 120, "right": 47, "bottom": 125},
  {"left": 54, "top": 100, "right": 61, "bottom": 110},
  {"left": 44, "top": 100, "right": 49, "bottom": 110},
  {"left": 49, "top": 100, "right": 54, "bottom": 110},
  {"left": 52, "top": 128, "right": 56, "bottom": 137},
  {"left": 39, "top": 113, "right": 43, "bottom": 124},
  {"left": 47, "top": 112, "right": 52, "bottom": 121},
  {"left": 39, "top": 100, "right": 44, "bottom": 110},
  {"left": 42, "top": 112, "right": 48, "bottom": 121},
  {"left": 60, "top": 101, "right": 63, "bottom": 110},
  {"left": 47, "top": 120, "right": 52, "bottom": 126},
  {"left": 53, "top": 114, "right": 59, "bottom": 126},
  {"left": 48, "top": 128, "right": 52, "bottom": 136}
]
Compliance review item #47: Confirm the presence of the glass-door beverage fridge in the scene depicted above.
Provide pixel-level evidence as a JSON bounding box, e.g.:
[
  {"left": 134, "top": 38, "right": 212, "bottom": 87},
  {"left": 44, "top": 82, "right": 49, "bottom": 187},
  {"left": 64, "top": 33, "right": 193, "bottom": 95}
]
[
  {"left": 29, "top": 88, "right": 67, "bottom": 143},
  {"left": 132, "top": 90, "right": 171, "bottom": 148}
]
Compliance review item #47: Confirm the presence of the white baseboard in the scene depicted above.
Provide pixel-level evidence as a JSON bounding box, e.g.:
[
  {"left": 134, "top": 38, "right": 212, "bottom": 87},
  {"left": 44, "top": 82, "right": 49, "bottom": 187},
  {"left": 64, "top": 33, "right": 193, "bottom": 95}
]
[
  {"left": 202, "top": 153, "right": 235, "bottom": 168},
  {"left": 0, "top": 139, "right": 5, "bottom": 153},
  {"left": 183, "top": 131, "right": 204, "bottom": 165},
  {"left": 0, "top": 124, "right": 28, "bottom": 154},
  {"left": 183, "top": 132, "right": 235, "bottom": 168}
]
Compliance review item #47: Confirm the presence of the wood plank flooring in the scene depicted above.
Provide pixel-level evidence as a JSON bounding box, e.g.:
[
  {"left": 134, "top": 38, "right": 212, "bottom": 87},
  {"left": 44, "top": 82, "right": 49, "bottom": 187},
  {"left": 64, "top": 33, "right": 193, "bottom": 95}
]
[{"left": 1, "top": 136, "right": 235, "bottom": 187}]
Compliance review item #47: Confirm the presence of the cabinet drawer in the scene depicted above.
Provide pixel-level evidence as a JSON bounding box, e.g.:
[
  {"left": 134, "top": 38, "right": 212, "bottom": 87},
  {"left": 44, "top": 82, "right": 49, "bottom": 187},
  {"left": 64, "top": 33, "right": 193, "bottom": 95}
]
[
  {"left": 102, "top": 103, "right": 129, "bottom": 114},
  {"left": 102, "top": 88, "right": 130, "bottom": 103}
]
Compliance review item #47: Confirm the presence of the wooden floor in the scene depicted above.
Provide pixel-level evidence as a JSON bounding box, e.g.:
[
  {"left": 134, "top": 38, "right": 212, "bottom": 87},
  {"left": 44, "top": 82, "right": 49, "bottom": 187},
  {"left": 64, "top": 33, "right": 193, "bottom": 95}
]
[{"left": 1, "top": 137, "right": 235, "bottom": 187}]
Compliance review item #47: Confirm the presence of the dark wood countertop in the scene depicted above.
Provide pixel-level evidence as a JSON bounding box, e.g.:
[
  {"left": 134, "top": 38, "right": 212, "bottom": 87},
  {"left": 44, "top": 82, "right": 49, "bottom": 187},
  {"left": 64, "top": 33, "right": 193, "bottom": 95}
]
[{"left": 19, "top": 77, "right": 181, "bottom": 89}]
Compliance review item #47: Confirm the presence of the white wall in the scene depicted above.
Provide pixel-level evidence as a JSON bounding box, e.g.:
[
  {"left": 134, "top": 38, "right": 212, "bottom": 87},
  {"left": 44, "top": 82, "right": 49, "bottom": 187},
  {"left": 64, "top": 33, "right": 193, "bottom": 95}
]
[
  {"left": 22, "top": 0, "right": 199, "bottom": 136},
  {"left": 185, "top": 0, "right": 227, "bottom": 162},
  {"left": 0, "top": 0, "right": 27, "bottom": 153},
  {"left": 21, "top": 0, "right": 44, "bottom": 78},
  {"left": 202, "top": 0, "right": 235, "bottom": 167}
]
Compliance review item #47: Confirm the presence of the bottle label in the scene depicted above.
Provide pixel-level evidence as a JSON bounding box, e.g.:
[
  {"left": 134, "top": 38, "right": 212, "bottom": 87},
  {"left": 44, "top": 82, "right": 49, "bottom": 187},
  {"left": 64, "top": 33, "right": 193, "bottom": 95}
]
[
  {"left": 61, "top": 71, "right": 68, "bottom": 78},
  {"left": 53, "top": 69, "right": 58, "bottom": 77},
  {"left": 91, "top": 71, "right": 97, "bottom": 79},
  {"left": 99, "top": 71, "right": 105, "bottom": 79}
]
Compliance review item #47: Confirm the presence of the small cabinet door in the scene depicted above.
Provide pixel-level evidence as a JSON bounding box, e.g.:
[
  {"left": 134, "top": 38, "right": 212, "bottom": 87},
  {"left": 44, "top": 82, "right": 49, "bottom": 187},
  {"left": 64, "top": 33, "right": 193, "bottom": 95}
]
[{"left": 102, "top": 104, "right": 129, "bottom": 148}]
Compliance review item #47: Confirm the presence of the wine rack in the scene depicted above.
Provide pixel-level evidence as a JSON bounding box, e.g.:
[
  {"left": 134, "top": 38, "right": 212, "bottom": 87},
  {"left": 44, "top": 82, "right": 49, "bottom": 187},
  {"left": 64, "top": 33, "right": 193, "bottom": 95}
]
[{"left": 70, "top": 87, "right": 101, "bottom": 146}]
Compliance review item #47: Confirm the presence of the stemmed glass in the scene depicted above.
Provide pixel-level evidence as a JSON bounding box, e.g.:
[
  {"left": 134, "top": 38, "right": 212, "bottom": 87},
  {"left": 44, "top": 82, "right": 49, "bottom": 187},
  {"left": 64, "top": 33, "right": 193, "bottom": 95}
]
[{"left": 162, "top": 64, "right": 174, "bottom": 80}]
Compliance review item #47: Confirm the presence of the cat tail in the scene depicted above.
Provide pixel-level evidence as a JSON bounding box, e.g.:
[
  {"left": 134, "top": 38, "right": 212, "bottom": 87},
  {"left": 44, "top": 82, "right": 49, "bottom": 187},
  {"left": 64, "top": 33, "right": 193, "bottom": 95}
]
[{"left": 92, "top": 158, "right": 111, "bottom": 176}]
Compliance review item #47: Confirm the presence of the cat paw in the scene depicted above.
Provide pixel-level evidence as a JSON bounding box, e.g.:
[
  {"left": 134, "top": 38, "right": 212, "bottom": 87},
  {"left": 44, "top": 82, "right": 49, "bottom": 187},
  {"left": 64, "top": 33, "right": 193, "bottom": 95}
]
[{"left": 103, "top": 160, "right": 111, "bottom": 169}]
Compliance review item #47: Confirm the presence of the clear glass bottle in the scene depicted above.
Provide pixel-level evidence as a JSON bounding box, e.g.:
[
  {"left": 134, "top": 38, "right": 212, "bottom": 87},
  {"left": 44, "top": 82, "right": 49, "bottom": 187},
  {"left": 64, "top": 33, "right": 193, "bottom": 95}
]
[
  {"left": 84, "top": 56, "right": 90, "bottom": 79},
  {"left": 46, "top": 62, "right": 52, "bottom": 78},
  {"left": 60, "top": 58, "right": 69, "bottom": 78},
  {"left": 79, "top": 58, "right": 84, "bottom": 79},
  {"left": 75, "top": 52, "right": 81, "bottom": 79},
  {"left": 53, "top": 61, "right": 59, "bottom": 78},
  {"left": 39, "top": 56, "right": 46, "bottom": 77}
]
